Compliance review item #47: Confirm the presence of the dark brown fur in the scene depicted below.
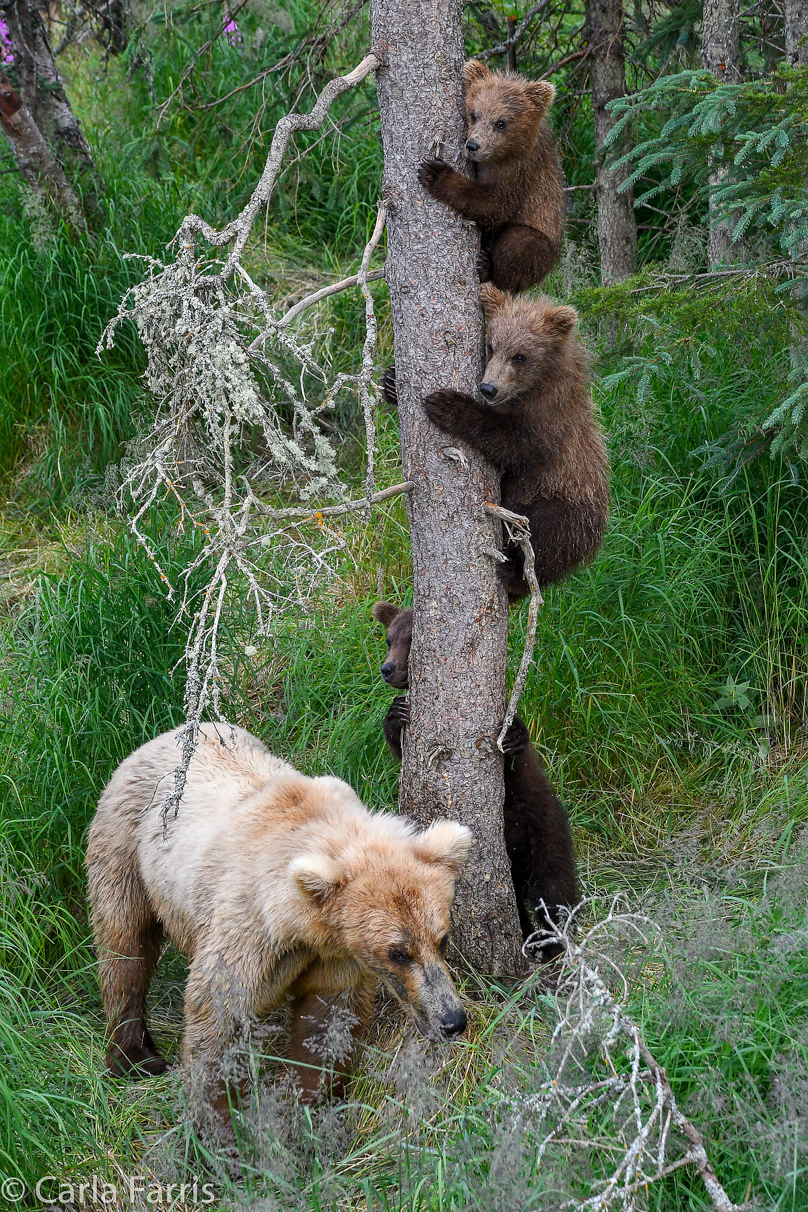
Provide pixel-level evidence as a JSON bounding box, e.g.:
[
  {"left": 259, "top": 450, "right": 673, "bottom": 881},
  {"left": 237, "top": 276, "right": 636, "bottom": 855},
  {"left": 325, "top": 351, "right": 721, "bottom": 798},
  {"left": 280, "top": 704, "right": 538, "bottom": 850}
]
[
  {"left": 372, "top": 603, "right": 578, "bottom": 951},
  {"left": 417, "top": 59, "right": 565, "bottom": 293},
  {"left": 421, "top": 285, "right": 609, "bottom": 600}
]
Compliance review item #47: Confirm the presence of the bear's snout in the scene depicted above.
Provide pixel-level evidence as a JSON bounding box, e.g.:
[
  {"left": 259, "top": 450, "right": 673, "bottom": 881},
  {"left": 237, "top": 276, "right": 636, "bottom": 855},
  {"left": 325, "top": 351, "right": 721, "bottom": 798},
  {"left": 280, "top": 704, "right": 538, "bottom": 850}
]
[
  {"left": 381, "top": 662, "right": 396, "bottom": 681},
  {"left": 439, "top": 1006, "right": 467, "bottom": 1037},
  {"left": 480, "top": 382, "right": 498, "bottom": 401},
  {"left": 465, "top": 139, "right": 480, "bottom": 154}
]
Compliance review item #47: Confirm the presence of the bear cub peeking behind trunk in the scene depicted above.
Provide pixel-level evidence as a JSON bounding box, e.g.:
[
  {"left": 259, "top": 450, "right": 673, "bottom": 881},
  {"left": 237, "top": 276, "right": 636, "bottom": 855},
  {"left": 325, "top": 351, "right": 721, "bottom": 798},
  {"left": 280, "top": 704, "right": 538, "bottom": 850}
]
[
  {"left": 372, "top": 602, "right": 578, "bottom": 954},
  {"left": 86, "top": 725, "right": 472, "bottom": 1119},
  {"left": 418, "top": 58, "right": 565, "bottom": 293},
  {"left": 421, "top": 283, "right": 609, "bottom": 601}
]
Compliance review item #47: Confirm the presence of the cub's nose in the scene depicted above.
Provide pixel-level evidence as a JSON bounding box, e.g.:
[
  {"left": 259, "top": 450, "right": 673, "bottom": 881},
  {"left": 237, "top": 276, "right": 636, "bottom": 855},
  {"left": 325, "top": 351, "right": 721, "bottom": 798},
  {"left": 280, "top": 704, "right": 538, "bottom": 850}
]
[
  {"left": 479, "top": 383, "right": 498, "bottom": 401},
  {"left": 465, "top": 139, "right": 480, "bottom": 153},
  {"left": 381, "top": 662, "right": 396, "bottom": 682},
  {"left": 439, "top": 1007, "right": 468, "bottom": 1038}
]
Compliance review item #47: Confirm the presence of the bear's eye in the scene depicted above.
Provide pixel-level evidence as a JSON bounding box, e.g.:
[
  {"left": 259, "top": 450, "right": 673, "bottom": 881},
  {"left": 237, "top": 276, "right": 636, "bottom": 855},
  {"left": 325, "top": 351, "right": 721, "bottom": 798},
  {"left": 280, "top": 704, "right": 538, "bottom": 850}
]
[
  {"left": 438, "top": 934, "right": 449, "bottom": 955},
  {"left": 469, "top": 111, "right": 478, "bottom": 123},
  {"left": 495, "top": 119, "right": 507, "bottom": 130},
  {"left": 512, "top": 354, "right": 526, "bottom": 364},
  {"left": 388, "top": 947, "right": 413, "bottom": 965},
  {"left": 486, "top": 345, "right": 494, "bottom": 360}
]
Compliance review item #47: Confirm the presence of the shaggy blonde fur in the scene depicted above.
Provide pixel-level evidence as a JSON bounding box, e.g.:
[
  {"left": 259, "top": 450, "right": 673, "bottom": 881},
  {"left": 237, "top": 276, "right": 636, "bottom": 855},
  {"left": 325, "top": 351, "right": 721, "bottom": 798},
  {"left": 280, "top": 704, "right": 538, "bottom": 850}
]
[{"left": 86, "top": 724, "right": 472, "bottom": 1113}]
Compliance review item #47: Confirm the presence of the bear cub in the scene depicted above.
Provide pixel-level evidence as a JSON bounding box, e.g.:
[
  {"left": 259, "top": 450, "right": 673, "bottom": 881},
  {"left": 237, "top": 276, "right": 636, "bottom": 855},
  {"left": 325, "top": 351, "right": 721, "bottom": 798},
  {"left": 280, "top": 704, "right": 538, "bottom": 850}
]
[
  {"left": 418, "top": 59, "right": 565, "bottom": 293},
  {"left": 373, "top": 602, "right": 578, "bottom": 952},
  {"left": 421, "top": 283, "right": 609, "bottom": 600}
]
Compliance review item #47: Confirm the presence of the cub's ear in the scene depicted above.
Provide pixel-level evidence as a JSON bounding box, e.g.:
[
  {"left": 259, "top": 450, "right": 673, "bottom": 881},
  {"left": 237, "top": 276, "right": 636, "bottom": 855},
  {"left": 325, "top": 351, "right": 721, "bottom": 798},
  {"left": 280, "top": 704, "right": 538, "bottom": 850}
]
[
  {"left": 464, "top": 59, "right": 490, "bottom": 88},
  {"left": 290, "top": 853, "right": 345, "bottom": 902},
  {"left": 480, "top": 282, "right": 507, "bottom": 319},
  {"left": 372, "top": 601, "right": 400, "bottom": 627},
  {"left": 545, "top": 304, "right": 578, "bottom": 338},
  {"left": 523, "top": 79, "right": 555, "bottom": 113},
  {"left": 413, "top": 820, "right": 474, "bottom": 874}
]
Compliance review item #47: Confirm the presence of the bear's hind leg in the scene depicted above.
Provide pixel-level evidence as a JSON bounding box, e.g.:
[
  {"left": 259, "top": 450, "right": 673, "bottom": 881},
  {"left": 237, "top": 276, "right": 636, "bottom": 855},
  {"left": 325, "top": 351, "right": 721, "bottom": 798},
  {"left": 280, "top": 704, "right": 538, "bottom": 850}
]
[
  {"left": 96, "top": 912, "right": 166, "bottom": 1077},
  {"left": 489, "top": 225, "right": 561, "bottom": 293}
]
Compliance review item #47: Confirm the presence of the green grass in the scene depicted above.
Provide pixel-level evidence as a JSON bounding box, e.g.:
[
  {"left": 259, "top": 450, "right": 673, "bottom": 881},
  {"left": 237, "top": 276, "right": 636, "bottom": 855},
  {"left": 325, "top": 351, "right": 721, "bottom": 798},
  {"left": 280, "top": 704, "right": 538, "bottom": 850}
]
[{"left": 2, "top": 10, "right": 808, "bottom": 1207}]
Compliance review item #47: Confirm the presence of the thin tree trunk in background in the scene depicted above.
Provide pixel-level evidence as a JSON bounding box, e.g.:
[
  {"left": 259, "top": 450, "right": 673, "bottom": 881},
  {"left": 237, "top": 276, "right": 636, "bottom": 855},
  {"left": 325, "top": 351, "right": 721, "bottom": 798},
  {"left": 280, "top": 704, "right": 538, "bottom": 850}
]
[
  {"left": 784, "top": 0, "right": 808, "bottom": 65},
  {"left": 371, "top": 0, "right": 525, "bottom": 977},
  {"left": 586, "top": 0, "right": 637, "bottom": 284},
  {"left": 701, "top": 0, "right": 746, "bottom": 266},
  {"left": 0, "top": 69, "right": 85, "bottom": 228},
  {"left": 507, "top": 15, "right": 518, "bottom": 72},
  {"left": 0, "top": 0, "right": 99, "bottom": 217}
]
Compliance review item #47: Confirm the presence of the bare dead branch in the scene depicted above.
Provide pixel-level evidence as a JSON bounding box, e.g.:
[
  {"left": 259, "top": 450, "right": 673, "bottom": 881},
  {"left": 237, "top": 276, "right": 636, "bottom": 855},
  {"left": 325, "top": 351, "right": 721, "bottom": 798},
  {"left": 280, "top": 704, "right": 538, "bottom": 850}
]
[
  {"left": 175, "top": 50, "right": 381, "bottom": 281},
  {"left": 254, "top": 479, "right": 413, "bottom": 520},
  {"left": 277, "top": 265, "right": 386, "bottom": 327},
  {"left": 521, "top": 898, "right": 751, "bottom": 1212},
  {"left": 480, "top": 0, "right": 553, "bottom": 63},
  {"left": 484, "top": 503, "right": 543, "bottom": 752}
]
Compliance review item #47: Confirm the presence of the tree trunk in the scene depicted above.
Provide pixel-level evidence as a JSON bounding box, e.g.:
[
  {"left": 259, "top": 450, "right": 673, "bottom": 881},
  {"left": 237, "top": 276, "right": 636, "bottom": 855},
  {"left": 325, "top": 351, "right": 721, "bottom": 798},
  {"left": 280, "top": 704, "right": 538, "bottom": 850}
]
[
  {"left": 0, "top": 69, "right": 85, "bottom": 229},
  {"left": 586, "top": 0, "right": 637, "bottom": 284},
  {"left": 784, "top": 0, "right": 808, "bottom": 66},
  {"left": 371, "top": 0, "right": 525, "bottom": 977},
  {"left": 701, "top": 0, "right": 745, "bottom": 267},
  {"left": 0, "top": 0, "right": 99, "bottom": 217}
]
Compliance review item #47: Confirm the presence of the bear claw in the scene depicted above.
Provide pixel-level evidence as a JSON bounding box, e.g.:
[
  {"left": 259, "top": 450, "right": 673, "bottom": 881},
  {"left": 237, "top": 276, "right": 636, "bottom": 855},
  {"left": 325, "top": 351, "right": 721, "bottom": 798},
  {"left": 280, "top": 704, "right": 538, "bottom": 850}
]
[{"left": 381, "top": 364, "right": 398, "bottom": 406}]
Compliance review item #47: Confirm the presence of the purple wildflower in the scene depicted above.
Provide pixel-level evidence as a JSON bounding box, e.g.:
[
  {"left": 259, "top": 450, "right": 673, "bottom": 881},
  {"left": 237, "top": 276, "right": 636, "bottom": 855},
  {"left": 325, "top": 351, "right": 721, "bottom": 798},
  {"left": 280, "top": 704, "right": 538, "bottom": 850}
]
[
  {"left": 224, "top": 18, "right": 242, "bottom": 47},
  {"left": 0, "top": 17, "right": 13, "bottom": 66}
]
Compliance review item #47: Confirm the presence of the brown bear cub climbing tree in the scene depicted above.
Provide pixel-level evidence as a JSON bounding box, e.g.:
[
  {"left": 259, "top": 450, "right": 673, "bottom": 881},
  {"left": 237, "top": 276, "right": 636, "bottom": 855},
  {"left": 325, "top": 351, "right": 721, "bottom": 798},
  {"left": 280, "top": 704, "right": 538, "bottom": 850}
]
[
  {"left": 373, "top": 603, "right": 579, "bottom": 951},
  {"left": 418, "top": 58, "right": 565, "bottom": 293},
  {"left": 420, "top": 284, "right": 610, "bottom": 600}
]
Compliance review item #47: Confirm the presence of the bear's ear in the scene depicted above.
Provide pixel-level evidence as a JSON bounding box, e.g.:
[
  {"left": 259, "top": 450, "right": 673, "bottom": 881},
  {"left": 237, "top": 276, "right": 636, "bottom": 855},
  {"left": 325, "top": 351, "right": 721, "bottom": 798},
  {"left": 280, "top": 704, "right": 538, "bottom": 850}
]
[
  {"left": 523, "top": 79, "right": 555, "bottom": 113},
  {"left": 464, "top": 59, "right": 490, "bottom": 88},
  {"left": 545, "top": 304, "right": 578, "bottom": 339},
  {"left": 480, "top": 282, "right": 507, "bottom": 319},
  {"left": 413, "top": 820, "right": 474, "bottom": 874},
  {"left": 289, "top": 853, "right": 345, "bottom": 902},
  {"left": 372, "top": 601, "right": 400, "bottom": 628}
]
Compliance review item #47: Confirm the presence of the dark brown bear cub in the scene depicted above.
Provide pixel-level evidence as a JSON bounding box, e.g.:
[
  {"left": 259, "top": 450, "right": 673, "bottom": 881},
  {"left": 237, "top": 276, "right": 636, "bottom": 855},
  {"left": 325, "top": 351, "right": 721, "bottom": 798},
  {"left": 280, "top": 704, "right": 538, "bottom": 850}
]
[
  {"left": 418, "top": 59, "right": 565, "bottom": 293},
  {"left": 372, "top": 602, "right": 578, "bottom": 953},
  {"left": 423, "top": 284, "right": 609, "bottom": 600}
]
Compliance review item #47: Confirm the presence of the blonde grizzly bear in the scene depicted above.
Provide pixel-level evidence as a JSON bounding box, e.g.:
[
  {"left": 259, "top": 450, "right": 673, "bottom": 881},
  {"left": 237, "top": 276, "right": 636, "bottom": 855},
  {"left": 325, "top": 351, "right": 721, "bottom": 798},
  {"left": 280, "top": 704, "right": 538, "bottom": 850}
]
[
  {"left": 418, "top": 59, "right": 565, "bottom": 293},
  {"left": 86, "top": 724, "right": 472, "bottom": 1114},
  {"left": 423, "top": 284, "right": 609, "bottom": 600}
]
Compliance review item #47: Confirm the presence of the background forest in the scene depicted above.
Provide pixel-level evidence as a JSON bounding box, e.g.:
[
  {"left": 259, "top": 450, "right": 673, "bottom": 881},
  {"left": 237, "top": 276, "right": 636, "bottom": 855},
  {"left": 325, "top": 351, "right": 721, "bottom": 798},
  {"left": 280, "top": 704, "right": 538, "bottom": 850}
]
[{"left": 2, "top": 0, "right": 808, "bottom": 1207}]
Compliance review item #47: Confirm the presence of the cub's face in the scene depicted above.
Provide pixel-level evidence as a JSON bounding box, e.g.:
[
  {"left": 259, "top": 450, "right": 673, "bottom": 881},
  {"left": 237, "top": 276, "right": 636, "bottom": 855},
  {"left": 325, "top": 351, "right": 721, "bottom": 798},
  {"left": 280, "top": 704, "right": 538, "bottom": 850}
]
[
  {"left": 478, "top": 283, "right": 578, "bottom": 406},
  {"left": 372, "top": 602, "right": 412, "bottom": 690},
  {"left": 290, "top": 822, "right": 473, "bottom": 1041},
  {"left": 463, "top": 60, "right": 554, "bottom": 165}
]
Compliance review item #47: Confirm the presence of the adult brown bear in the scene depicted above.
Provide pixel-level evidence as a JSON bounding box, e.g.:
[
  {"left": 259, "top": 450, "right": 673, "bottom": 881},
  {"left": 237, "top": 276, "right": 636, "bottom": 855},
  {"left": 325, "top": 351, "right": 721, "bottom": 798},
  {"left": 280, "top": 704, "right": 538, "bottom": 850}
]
[{"left": 86, "top": 725, "right": 472, "bottom": 1114}]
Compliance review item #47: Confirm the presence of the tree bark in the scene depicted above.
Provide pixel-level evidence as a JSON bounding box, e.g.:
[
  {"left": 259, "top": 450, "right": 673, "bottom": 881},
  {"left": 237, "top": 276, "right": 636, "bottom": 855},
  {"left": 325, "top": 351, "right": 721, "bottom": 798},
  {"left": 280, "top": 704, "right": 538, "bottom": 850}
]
[
  {"left": 701, "top": 0, "right": 746, "bottom": 267},
  {"left": 371, "top": 0, "right": 525, "bottom": 977},
  {"left": 784, "top": 0, "right": 808, "bottom": 66},
  {"left": 0, "top": 0, "right": 99, "bottom": 216},
  {"left": 585, "top": 0, "right": 637, "bottom": 284},
  {"left": 0, "top": 69, "right": 85, "bottom": 229}
]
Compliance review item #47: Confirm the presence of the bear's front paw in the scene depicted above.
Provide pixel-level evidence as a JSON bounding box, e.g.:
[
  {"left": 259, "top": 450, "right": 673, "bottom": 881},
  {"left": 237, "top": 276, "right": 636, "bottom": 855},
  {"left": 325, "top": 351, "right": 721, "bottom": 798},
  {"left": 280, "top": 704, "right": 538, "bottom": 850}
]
[
  {"left": 477, "top": 247, "right": 492, "bottom": 282},
  {"left": 501, "top": 717, "right": 530, "bottom": 756},
  {"left": 386, "top": 696, "right": 409, "bottom": 728},
  {"left": 423, "top": 389, "right": 463, "bottom": 431},
  {"left": 381, "top": 364, "right": 397, "bottom": 406},
  {"left": 496, "top": 559, "right": 530, "bottom": 601},
  {"left": 418, "top": 158, "right": 453, "bottom": 193}
]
